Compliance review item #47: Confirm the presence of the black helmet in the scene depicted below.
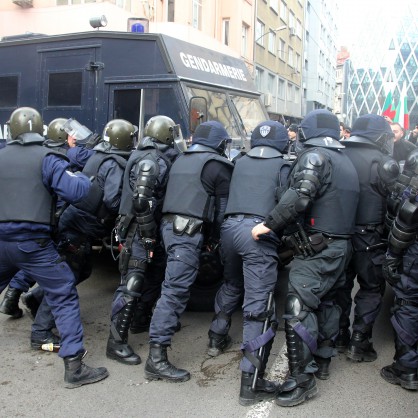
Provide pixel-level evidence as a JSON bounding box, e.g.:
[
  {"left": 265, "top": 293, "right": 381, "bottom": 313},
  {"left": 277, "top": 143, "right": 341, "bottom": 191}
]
[
  {"left": 191, "top": 121, "right": 231, "bottom": 154},
  {"left": 144, "top": 115, "right": 178, "bottom": 146},
  {"left": 250, "top": 120, "right": 289, "bottom": 153},
  {"left": 299, "top": 109, "right": 343, "bottom": 148},
  {"left": 348, "top": 114, "right": 394, "bottom": 155},
  {"left": 7, "top": 107, "right": 43, "bottom": 140},
  {"left": 102, "top": 119, "right": 135, "bottom": 151},
  {"left": 47, "top": 118, "right": 68, "bottom": 143}
]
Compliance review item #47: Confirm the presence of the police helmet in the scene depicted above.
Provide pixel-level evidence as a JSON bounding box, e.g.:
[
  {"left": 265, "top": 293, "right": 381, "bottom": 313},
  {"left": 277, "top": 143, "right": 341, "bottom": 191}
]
[
  {"left": 250, "top": 120, "right": 289, "bottom": 153},
  {"left": 349, "top": 114, "right": 394, "bottom": 155},
  {"left": 47, "top": 118, "right": 68, "bottom": 143},
  {"left": 191, "top": 121, "right": 231, "bottom": 154},
  {"left": 144, "top": 115, "right": 177, "bottom": 146},
  {"left": 298, "top": 109, "right": 343, "bottom": 148},
  {"left": 102, "top": 119, "right": 135, "bottom": 151},
  {"left": 7, "top": 107, "right": 43, "bottom": 140}
]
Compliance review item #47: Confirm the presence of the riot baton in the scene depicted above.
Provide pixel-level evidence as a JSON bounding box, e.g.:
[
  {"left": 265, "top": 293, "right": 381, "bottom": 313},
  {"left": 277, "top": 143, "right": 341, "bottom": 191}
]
[
  {"left": 251, "top": 291, "right": 275, "bottom": 391},
  {"left": 366, "top": 241, "right": 388, "bottom": 252}
]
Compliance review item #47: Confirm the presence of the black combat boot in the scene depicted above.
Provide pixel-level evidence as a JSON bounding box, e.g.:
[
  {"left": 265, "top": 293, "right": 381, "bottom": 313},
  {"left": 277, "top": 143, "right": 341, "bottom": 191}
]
[
  {"left": 21, "top": 290, "right": 41, "bottom": 320},
  {"left": 346, "top": 330, "right": 377, "bottom": 362},
  {"left": 144, "top": 343, "right": 190, "bottom": 382},
  {"left": 238, "top": 372, "right": 278, "bottom": 406},
  {"left": 0, "top": 287, "right": 23, "bottom": 318},
  {"left": 106, "top": 300, "right": 141, "bottom": 365},
  {"left": 276, "top": 320, "right": 318, "bottom": 407},
  {"left": 380, "top": 362, "right": 418, "bottom": 390},
  {"left": 64, "top": 351, "right": 109, "bottom": 389},
  {"left": 335, "top": 328, "right": 351, "bottom": 353},
  {"left": 207, "top": 330, "right": 232, "bottom": 357},
  {"left": 314, "top": 356, "right": 331, "bottom": 380}
]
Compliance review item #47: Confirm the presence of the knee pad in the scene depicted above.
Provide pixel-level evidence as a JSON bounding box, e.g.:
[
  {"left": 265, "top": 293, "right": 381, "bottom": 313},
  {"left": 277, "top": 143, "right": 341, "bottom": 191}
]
[
  {"left": 284, "top": 293, "right": 310, "bottom": 321},
  {"left": 124, "top": 272, "right": 145, "bottom": 298}
]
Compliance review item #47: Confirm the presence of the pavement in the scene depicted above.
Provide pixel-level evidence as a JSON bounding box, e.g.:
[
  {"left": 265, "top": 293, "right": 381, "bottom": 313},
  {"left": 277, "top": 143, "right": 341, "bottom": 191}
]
[{"left": 0, "top": 252, "right": 416, "bottom": 418}]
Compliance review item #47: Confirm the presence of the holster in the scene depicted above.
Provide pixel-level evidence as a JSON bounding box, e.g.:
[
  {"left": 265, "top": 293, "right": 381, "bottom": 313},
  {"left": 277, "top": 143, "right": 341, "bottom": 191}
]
[
  {"left": 283, "top": 232, "right": 330, "bottom": 257},
  {"left": 172, "top": 215, "right": 203, "bottom": 236}
]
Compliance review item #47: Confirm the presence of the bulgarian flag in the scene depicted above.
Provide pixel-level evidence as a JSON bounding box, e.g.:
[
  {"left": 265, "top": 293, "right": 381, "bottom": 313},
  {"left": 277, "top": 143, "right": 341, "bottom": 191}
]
[
  {"left": 381, "top": 89, "right": 396, "bottom": 121},
  {"left": 394, "top": 82, "right": 409, "bottom": 129}
]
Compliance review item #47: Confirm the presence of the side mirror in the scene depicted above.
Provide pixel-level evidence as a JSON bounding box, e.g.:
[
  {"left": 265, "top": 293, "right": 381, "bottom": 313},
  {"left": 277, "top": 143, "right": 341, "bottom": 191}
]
[{"left": 189, "top": 96, "right": 207, "bottom": 134}]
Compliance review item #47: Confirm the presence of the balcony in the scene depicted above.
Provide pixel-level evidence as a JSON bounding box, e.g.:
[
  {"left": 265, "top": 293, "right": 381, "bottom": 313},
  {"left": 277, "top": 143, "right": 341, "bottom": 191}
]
[{"left": 13, "top": 0, "right": 33, "bottom": 8}]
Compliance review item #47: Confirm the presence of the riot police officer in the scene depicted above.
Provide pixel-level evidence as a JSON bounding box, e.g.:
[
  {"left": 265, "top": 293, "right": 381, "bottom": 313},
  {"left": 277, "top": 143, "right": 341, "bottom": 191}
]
[
  {"left": 334, "top": 115, "right": 399, "bottom": 359},
  {"left": 106, "top": 115, "right": 183, "bottom": 365},
  {"left": 0, "top": 107, "right": 108, "bottom": 388},
  {"left": 145, "top": 121, "right": 233, "bottom": 382},
  {"left": 381, "top": 148, "right": 418, "bottom": 390},
  {"left": 252, "top": 109, "right": 360, "bottom": 406},
  {"left": 207, "top": 120, "right": 291, "bottom": 405},
  {"left": 0, "top": 117, "right": 91, "bottom": 320},
  {"left": 0, "top": 117, "right": 99, "bottom": 322},
  {"left": 27, "top": 119, "right": 135, "bottom": 350}
]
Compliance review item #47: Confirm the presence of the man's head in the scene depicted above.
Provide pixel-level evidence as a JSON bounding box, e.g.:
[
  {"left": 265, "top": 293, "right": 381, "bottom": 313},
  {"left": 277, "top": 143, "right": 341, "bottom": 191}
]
[
  {"left": 144, "top": 115, "right": 178, "bottom": 146},
  {"left": 391, "top": 122, "right": 405, "bottom": 142},
  {"left": 251, "top": 120, "right": 289, "bottom": 153},
  {"left": 101, "top": 119, "right": 135, "bottom": 152},
  {"left": 349, "top": 114, "right": 394, "bottom": 154},
  {"left": 191, "top": 121, "right": 231, "bottom": 155},
  {"left": 7, "top": 107, "right": 43, "bottom": 140},
  {"left": 288, "top": 124, "right": 298, "bottom": 141},
  {"left": 47, "top": 118, "right": 69, "bottom": 145}
]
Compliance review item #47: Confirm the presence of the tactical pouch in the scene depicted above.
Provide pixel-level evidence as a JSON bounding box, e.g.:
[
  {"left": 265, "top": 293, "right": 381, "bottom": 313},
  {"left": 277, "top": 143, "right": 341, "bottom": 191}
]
[
  {"left": 118, "top": 214, "right": 134, "bottom": 240},
  {"left": 308, "top": 233, "right": 329, "bottom": 254},
  {"left": 173, "top": 215, "right": 203, "bottom": 236},
  {"left": 173, "top": 215, "right": 190, "bottom": 235}
]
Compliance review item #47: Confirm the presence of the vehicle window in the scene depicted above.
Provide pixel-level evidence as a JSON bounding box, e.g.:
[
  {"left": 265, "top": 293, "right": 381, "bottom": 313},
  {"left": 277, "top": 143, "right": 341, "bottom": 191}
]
[
  {"left": 229, "top": 95, "right": 266, "bottom": 136},
  {"left": 48, "top": 71, "right": 82, "bottom": 106},
  {"left": 184, "top": 86, "right": 240, "bottom": 140},
  {"left": 0, "top": 76, "right": 18, "bottom": 108}
]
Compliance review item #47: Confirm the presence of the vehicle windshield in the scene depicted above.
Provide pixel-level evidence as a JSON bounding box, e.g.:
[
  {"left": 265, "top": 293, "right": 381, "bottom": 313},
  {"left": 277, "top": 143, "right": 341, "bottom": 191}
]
[
  {"left": 184, "top": 85, "right": 240, "bottom": 140},
  {"left": 229, "top": 94, "right": 267, "bottom": 137}
]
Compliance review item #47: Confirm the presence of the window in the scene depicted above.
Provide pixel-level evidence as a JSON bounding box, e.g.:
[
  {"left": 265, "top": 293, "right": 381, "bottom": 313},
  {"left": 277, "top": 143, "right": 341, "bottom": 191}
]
[
  {"left": 289, "top": 12, "right": 295, "bottom": 30},
  {"left": 279, "top": 38, "right": 286, "bottom": 60},
  {"left": 255, "top": 67, "right": 264, "bottom": 91},
  {"left": 241, "top": 23, "right": 249, "bottom": 58},
  {"left": 268, "top": 31, "right": 276, "bottom": 54},
  {"left": 57, "top": 0, "right": 97, "bottom": 4},
  {"left": 268, "top": 73, "right": 275, "bottom": 95},
  {"left": 256, "top": 19, "right": 265, "bottom": 46},
  {"left": 48, "top": 72, "right": 82, "bottom": 106},
  {"left": 278, "top": 78, "right": 285, "bottom": 99},
  {"left": 222, "top": 19, "right": 230, "bottom": 46},
  {"left": 295, "top": 53, "right": 301, "bottom": 72},
  {"left": 270, "top": 0, "right": 279, "bottom": 14},
  {"left": 295, "top": 87, "right": 300, "bottom": 103},
  {"left": 167, "top": 0, "right": 175, "bottom": 22},
  {"left": 296, "top": 20, "right": 302, "bottom": 38},
  {"left": 0, "top": 76, "right": 18, "bottom": 108},
  {"left": 280, "top": 1, "right": 287, "bottom": 22},
  {"left": 192, "top": 0, "right": 202, "bottom": 30},
  {"left": 288, "top": 47, "right": 294, "bottom": 67},
  {"left": 287, "top": 83, "right": 294, "bottom": 101}
]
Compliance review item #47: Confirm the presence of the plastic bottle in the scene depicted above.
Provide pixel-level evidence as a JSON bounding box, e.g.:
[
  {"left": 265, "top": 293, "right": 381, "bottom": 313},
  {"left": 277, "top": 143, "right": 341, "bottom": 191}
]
[{"left": 41, "top": 343, "right": 60, "bottom": 353}]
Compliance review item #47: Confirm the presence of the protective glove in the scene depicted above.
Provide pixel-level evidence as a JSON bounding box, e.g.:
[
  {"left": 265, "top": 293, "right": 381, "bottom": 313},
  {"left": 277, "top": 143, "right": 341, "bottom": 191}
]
[{"left": 382, "top": 254, "right": 402, "bottom": 286}]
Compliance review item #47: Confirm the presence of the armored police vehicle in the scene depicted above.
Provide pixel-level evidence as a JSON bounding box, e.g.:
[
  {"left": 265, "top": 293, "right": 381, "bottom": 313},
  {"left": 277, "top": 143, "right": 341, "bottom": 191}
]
[
  {"left": 0, "top": 31, "right": 269, "bottom": 310},
  {"left": 0, "top": 30, "right": 268, "bottom": 151}
]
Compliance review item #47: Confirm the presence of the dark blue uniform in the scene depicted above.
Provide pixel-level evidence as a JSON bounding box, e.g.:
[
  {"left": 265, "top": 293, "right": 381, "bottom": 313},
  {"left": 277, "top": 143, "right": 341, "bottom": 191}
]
[{"left": 0, "top": 141, "right": 91, "bottom": 358}]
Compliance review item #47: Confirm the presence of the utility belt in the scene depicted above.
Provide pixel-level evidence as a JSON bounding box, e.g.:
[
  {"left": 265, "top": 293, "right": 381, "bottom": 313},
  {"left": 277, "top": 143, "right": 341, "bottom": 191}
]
[
  {"left": 163, "top": 214, "right": 204, "bottom": 236},
  {"left": 283, "top": 229, "right": 333, "bottom": 258}
]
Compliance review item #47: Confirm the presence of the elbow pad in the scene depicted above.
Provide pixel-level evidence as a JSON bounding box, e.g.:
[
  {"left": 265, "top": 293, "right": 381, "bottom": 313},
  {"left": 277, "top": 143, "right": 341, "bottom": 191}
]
[
  {"left": 377, "top": 156, "right": 400, "bottom": 187},
  {"left": 388, "top": 199, "right": 418, "bottom": 254}
]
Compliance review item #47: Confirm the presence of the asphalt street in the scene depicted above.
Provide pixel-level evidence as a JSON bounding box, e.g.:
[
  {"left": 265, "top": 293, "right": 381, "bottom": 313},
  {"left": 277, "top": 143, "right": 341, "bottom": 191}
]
[{"left": 0, "top": 252, "right": 416, "bottom": 418}]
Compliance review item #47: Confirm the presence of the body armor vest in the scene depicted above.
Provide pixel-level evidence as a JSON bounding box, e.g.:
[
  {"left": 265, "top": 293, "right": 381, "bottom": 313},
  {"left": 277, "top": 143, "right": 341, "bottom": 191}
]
[
  {"left": 302, "top": 148, "right": 359, "bottom": 235},
  {"left": 163, "top": 150, "right": 232, "bottom": 221},
  {"left": 225, "top": 150, "right": 288, "bottom": 217},
  {"left": 344, "top": 145, "right": 386, "bottom": 225},
  {"left": 73, "top": 151, "right": 126, "bottom": 218},
  {"left": 0, "top": 143, "right": 64, "bottom": 224}
]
